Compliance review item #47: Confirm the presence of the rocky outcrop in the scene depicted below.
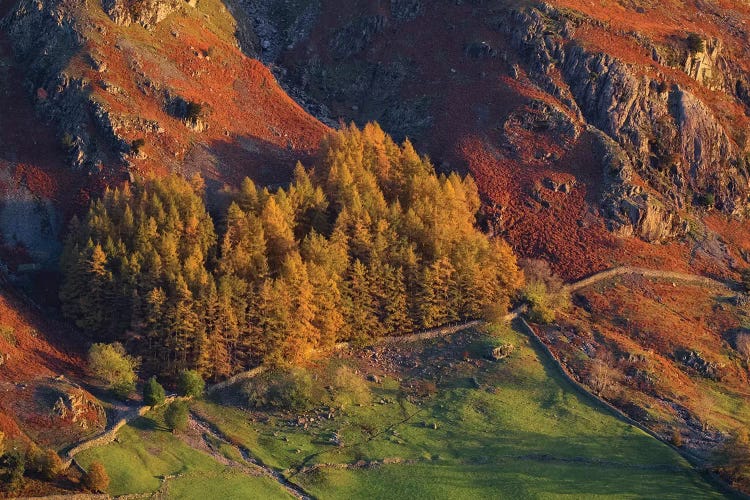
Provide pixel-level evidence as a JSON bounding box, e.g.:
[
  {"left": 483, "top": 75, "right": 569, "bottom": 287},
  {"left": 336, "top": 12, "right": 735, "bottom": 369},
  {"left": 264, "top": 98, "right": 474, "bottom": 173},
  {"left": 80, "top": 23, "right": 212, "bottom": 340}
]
[
  {"left": 102, "top": 0, "right": 188, "bottom": 28},
  {"left": 683, "top": 37, "right": 724, "bottom": 90},
  {"left": 592, "top": 128, "right": 687, "bottom": 242},
  {"left": 2, "top": 0, "right": 128, "bottom": 171},
  {"left": 329, "top": 15, "right": 387, "bottom": 60},
  {"left": 499, "top": 4, "right": 749, "bottom": 229},
  {"left": 52, "top": 388, "right": 106, "bottom": 430}
]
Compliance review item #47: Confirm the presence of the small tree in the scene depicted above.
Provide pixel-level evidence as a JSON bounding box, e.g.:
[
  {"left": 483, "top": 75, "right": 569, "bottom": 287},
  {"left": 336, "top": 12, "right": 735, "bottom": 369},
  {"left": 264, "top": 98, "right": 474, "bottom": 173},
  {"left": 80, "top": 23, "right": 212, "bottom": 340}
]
[
  {"left": 26, "top": 446, "right": 63, "bottom": 480},
  {"left": 41, "top": 449, "right": 64, "bottom": 480},
  {"left": 0, "top": 450, "right": 25, "bottom": 493},
  {"left": 331, "top": 366, "right": 370, "bottom": 409},
  {"left": 88, "top": 343, "right": 139, "bottom": 399},
  {"left": 717, "top": 429, "right": 750, "bottom": 491},
  {"left": 84, "top": 461, "right": 109, "bottom": 493},
  {"left": 177, "top": 370, "right": 205, "bottom": 398},
  {"left": 143, "top": 376, "right": 166, "bottom": 406},
  {"left": 588, "top": 352, "right": 619, "bottom": 397},
  {"left": 164, "top": 401, "right": 189, "bottom": 432},
  {"left": 520, "top": 259, "right": 570, "bottom": 324}
]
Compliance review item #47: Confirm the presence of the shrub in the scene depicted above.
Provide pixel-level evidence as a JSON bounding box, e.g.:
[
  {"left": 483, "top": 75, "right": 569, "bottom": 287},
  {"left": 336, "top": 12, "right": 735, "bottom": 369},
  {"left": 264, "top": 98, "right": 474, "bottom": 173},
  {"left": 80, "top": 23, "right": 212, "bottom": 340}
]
[
  {"left": 0, "top": 325, "right": 16, "bottom": 345},
  {"left": 716, "top": 429, "right": 750, "bottom": 491},
  {"left": 686, "top": 33, "right": 705, "bottom": 54},
  {"left": 130, "top": 138, "right": 145, "bottom": 155},
  {"left": 84, "top": 461, "right": 109, "bottom": 493},
  {"left": 186, "top": 101, "right": 202, "bottom": 121},
  {"left": 331, "top": 366, "right": 370, "bottom": 408},
  {"left": 27, "top": 445, "right": 64, "bottom": 479},
  {"left": 243, "top": 368, "right": 313, "bottom": 411},
  {"left": 164, "top": 400, "right": 189, "bottom": 432},
  {"left": 267, "top": 368, "right": 312, "bottom": 410},
  {"left": 520, "top": 259, "right": 570, "bottom": 324},
  {"left": 696, "top": 192, "right": 715, "bottom": 208},
  {"left": 177, "top": 370, "right": 205, "bottom": 398},
  {"left": 672, "top": 429, "right": 683, "bottom": 447},
  {"left": 40, "top": 449, "right": 64, "bottom": 480},
  {"left": 588, "top": 352, "right": 619, "bottom": 397},
  {"left": 88, "top": 343, "right": 139, "bottom": 399},
  {"left": 143, "top": 376, "right": 166, "bottom": 406},
  {"left": 0, "top": 450, "right": 25, "bottom": 492}
]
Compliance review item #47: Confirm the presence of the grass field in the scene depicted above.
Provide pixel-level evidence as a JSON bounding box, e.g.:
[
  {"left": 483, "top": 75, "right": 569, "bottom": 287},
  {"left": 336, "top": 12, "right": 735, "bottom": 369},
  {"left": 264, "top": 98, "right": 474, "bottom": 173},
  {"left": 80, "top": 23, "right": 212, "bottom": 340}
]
[
  {"left": 190, "top": 324, "right": 726, "bottom": 499},
  {"left": 75, "top": 407, "right": 292, "bottom": 498}
]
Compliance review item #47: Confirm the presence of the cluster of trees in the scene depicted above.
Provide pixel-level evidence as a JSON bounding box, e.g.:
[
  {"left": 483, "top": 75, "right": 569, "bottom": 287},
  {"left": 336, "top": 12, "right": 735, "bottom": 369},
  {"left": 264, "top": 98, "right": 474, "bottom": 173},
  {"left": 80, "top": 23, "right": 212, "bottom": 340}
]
[
  {"left": 60, "top": 123, "right": 522, "bottom": 381},
  {"left": 0, "top": 441, "right": 107, "bottom": 494}
]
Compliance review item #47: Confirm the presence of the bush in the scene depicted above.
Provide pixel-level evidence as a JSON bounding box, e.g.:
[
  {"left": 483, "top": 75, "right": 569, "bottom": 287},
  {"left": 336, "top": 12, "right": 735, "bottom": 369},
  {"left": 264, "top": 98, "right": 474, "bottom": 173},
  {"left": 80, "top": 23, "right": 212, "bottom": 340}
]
[
  {"left": 84, "top": 461, "right": 109, "bottom": 493},
  {"left": 0, "top": 450, "right": 25, "bottom": 492},
  {"left": 27, "top": 445, "right": 64, "bottom": 480},
  {"left": 520, "top": 259, "right": 570, "bottom": 324},
  {"left": 716, "top": 429, "right": 750, "bottom": 491},
  {"left": 672, "top": 429, "right": 683, "bottom": 447},
  {"left": 177, "top": 370, "right": 205, "bottom": 398},
  {"left": 143, "top": 376, "right": 166, "bottom": 406},
  {"left": 696, "top": 192, "right": 715, "bottom": 208},
  {"left": 164, "top": 400, "right": 189, "bottom": 432},
  {"left": 88, "top": 343, "right": 139, "bottom": 399},
  {"left": 0, "top": 324, "right": 16, "bottom": 345},
  {"left": 186, "top": 101, "right": 202, "bottom": 121},
  {"left": 686, "top": 33, "right": 705, "bottom": 54},
  {"left": 330, "top": 366, "right": 370, "bottom": 408},
  {"left": 130, "top": 138, "right": 145, "bottom": 155},
  {"left": 243, "top": 368, "right": 313, "bottom": 411},
  {"left": 40, "top": 449, "right": 64, "bottom": 480}
]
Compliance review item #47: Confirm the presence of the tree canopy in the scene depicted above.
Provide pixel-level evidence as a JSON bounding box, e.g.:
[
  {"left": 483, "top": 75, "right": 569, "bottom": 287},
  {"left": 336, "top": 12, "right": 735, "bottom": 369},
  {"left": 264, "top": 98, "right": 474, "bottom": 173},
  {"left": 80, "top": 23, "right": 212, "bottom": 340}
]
[{"left": 61, "top": 123, "right": 522, "bottom": 380}]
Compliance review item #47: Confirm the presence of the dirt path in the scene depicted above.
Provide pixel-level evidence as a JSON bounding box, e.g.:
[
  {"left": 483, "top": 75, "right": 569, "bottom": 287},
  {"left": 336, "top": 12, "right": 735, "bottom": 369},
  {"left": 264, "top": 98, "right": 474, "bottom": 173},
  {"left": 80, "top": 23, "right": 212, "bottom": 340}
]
[{"left": 566, "top": 266, "right": 733, "bottom": 293}]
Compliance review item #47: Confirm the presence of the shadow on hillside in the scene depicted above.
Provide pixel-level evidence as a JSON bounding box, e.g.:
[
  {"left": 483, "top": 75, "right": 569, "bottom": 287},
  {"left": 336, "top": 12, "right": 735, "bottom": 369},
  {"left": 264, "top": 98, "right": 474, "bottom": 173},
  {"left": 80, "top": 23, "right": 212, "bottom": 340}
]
[{"left": 197, "top": 135, "right": 320, "bottom": 216}]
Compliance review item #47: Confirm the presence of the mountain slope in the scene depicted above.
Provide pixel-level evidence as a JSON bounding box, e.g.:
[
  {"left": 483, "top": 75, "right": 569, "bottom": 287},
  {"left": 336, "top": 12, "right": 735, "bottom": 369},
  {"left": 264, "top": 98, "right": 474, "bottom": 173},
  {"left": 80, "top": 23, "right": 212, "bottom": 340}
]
[{"left": 248, "top": 0, "right": 750, "bottom": 279}]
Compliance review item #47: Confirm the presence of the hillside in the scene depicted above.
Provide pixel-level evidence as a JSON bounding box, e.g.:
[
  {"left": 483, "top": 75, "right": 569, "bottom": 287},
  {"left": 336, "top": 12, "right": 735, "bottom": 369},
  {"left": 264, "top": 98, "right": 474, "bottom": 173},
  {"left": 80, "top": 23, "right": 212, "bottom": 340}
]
[
  {"left": 73, "top": 325, "right": 726, "bottom": 498},
  {"left": 245, "top": 0, "right": 750, "bottom": 280},
  {"left": 1, "top": 0, "right": 750, "bottom": 496}
]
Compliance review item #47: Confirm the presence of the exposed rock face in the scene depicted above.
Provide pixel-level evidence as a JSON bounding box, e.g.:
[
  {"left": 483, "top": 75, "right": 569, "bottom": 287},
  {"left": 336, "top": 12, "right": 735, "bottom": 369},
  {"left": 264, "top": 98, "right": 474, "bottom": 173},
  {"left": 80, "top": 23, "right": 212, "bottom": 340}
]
[
  {"left": 683, "top": 38, "right": 724, "bottom": 90},
  {"left": 499, "top": 4, "right": 749, "bottom": 229},
  {"left": 102, "top": 0, "right": 186, "bottom": 28},
  {"left": 2, "top": 0, "right": 127, "bottom": 172},
  {"left": 48, "top": 380, "right": 106, "bottom": 429},
  {"left": 593, "top": 128, "right": 688, "bottom": 242},
  {"left": 329, "top": 15, "right": 387, "bottom": 60}
]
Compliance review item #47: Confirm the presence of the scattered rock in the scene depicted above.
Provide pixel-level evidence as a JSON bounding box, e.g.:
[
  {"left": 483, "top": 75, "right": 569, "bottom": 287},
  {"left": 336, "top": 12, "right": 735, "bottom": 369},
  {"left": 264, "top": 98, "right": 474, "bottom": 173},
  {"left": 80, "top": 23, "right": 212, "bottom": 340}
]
[{"left": 489, "top": 343, "right": 515, "bottom": 361}]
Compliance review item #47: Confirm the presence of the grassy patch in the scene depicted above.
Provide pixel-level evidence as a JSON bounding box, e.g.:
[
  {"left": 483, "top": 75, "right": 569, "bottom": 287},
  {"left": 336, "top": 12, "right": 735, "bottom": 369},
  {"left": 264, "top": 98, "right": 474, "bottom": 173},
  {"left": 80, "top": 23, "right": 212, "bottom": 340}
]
[
  {"left": 163, "top": 470, "right": 292, "bottom": 499},
  {"left": 297, "top": 462, "right": 721, "bottom": 500},
  {"left": 193, "top": 325, "right": 723, "bottom": 498},
  {"left": 75, "top": 407, "right": 290, "bottom": 498}
]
